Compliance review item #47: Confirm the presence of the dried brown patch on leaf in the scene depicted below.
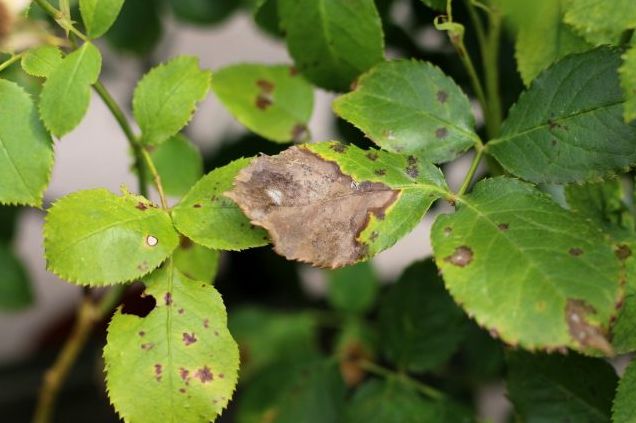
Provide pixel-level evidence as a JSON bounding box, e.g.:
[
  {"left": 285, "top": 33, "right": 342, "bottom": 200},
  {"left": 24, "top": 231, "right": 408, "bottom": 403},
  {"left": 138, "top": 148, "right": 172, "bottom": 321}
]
[
  {"left": 566, "top": 299, "right": 613, "bottom": 356},
  {"left": 444, "top": 246, "right": 473, "bottom": 267},
  {"left": 225, "top": 147, "right": 399, "bottom": 268},
  {"left": 339, "top": 342, "right": 371, "bottom": 387}
]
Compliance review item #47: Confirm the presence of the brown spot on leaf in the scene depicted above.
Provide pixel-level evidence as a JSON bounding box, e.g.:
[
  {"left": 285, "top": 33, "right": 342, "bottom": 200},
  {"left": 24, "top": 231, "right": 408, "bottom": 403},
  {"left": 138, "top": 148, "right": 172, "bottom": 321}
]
[
  {"left": 366, "top": 152, "right": 378, "bottom": 161},
  {"left": 193, "top": 203, "right": 202, "bottom": 208},
  {"left": 498, "top": 223, "right": 509, "bottom": 231},
  {"left": 179, "top": 388, "right": 186, "bottom": 394},
  {"left": 443, "top": 227, "right": 452, "bottom": 236},
  {"left": 566, "top": 299, "right": 613, "bottom": 356},
  {"left": 374, "top": 169, "right": 386, "bottom": 176},
  {"left": 203, "top": 319, "right": 209, "bottom": 328},
  {"left": 329, "top": 143, "right": 347, "bottom": 153},
  {"left": 256, "top": 79, "right": 275, "bottom": 93},
  {"left": 436, "top": 90, "right": 448, "bottom": 103},
  {"left": 183, "top": 332, "right": 197, "bottom": 346},
  {"left": 551, "top": 139, "right": 558, "bottom": 146},
  {"left": 178, "top": 308, "right": 184, "bottom": 314},
  {"left": 569, "top": 248, "right": 584, "bottom": 256},
  {"left": 179, "top": 367, "right": 190, "bottom": 384},
  {"left": 369, "top": 231, "right": 379, "bottom": 242},
  {"left": 289, "top": 66, "right": 298, "bottom": 76},
  {"left": 164, "top": 293, "right": 172, "bottom": 306},
  {"left": 195, "top": 366, "right": 213, "bottom": 383},
  {"left": 225, "top": 146, "right": 400, "bottom": 268},
  {"left": 136, "top": 202, "right": 148, "bottom": 211},
  {"left": 435, "top": 127, "right": 448, "bottom": 139},
  {"left": 137, "top": 261, "right": 149, "bottom": 272},
  {"left": 138, "top": 331, "right": 145, "bottom": 337},
  {"left": 444, "top": 246, "right": 473, "bottom": 267},
  {"left": 154, "top": 364, "right": 162, "bottom": 381},
  {"left": 141, "top": 342, "right": 154, "bottom": 351},
  {"left": 255, "top": 94, "right": 272, "bottom": 110},
  {"left": 339, "top": 342, "right": 371, "bottom": 388},
  {"left": 616, "top": 244, "right": 632, "bottom": 260}
]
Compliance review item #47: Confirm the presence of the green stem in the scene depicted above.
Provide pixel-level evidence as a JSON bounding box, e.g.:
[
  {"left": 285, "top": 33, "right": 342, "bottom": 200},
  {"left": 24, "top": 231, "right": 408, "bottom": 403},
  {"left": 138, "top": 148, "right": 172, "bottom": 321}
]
[
  {"left": 92, "top": 81, "right": 148, "bottom": 197},
  {"left": 483, "top": 10, "right": 503, "bottom": 138},
  {"left": 458, "top": 147, "right": 484, "bottom": 196},
  {"left": 33, "top": 287, "right": 125, "bottom": 423},
  {"left": 141, "top": 148, "right": 169, "bottom": 209},
  {"left": 451, "top": 36, "right": 489, "bottom": 123},
  {"left": 0, "top": 53, "right": 23, "bottom": 73},
  {"left": 360, "top": 360, "right": 445, "bottom": 401}
]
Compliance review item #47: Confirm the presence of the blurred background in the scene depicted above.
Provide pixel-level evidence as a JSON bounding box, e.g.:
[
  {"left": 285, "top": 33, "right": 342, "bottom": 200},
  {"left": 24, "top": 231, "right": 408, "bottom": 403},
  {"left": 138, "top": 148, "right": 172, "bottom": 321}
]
[{"left": 0, "top": 0, "right": 528, "bottom": 421}]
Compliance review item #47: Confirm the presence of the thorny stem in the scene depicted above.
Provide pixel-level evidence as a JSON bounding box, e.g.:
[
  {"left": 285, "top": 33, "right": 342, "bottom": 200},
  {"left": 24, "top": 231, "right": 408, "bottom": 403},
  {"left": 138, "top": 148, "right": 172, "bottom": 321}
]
[
  {"left": 359, "top": 360, "right": 445, "bottom": 401},
  {"left": 31, "top": 1, "right": 164, "bottom": 421},
  {"left": 0, "top": 53, "right": 23, "bottom": 72},
  {"left": 33, "top": 286, "right": 125, "bottom": 423}
]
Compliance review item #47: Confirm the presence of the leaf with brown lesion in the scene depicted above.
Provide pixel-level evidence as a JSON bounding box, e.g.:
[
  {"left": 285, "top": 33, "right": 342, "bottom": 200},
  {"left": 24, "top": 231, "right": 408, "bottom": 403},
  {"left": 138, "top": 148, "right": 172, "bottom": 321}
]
[{"left": 226, "top": 142, "right": 448, "bottom": 268}]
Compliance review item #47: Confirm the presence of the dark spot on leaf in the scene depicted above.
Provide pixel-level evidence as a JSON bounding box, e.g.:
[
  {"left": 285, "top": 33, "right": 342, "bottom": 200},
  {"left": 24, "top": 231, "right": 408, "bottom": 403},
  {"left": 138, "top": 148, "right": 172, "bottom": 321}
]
[
  {"left": 137, "top": 261, "right": 149, "bottom": 272},
  {"left": 569, "top": 248, "right": 583, "bottom": 256},
  {"left": 179, "top": 388, "right": 186, "bottom": 393},
  {"left": 366, "top": 152, "right": 378, "bottom": 161},
  {"left": 566, "top": 299, "right": 613, "bottom": 355},
  {"left": 138, "top": 331, "right": 145, "bottom": 337},
  {"left": 255, "top": 94, "right": 272, "bottom": 110},
  {"left": 330, "top": 143, "right": 347, "bottom": 153},
  {"left": 178, "top": 308, "right": 184, "bottom": 314},
  {"left": 214, "top": 330, "right": 219, "bottom": 336},
  {"left": 436, "top": 90, "right": 448, "bottom": 103},
  {"left": 407, "top": 156, "right": 417, "bottom": 166},
  {"left": 443, "top": 227, "right": 452, "bottom": 236},
  {"left": 256, "top": 79, "right": 274, "bottom": 93},
  {"left": 498, "top": 223, "right": 509, "bottom": 231},
  {"left": 444, "top": 246, "right": 473, "bottom": 267},
  {"left": 616, "top": 244, "right": 632, "bottom": 260},
  {"left": 218, "top": 373, "right": 224, "bottom": 379},
  {"left": 193, "top": 203, "right": 201, "bottom": 208},
  {"left": 291, "top": 124, "right": 308, "bottom": 142},
  {"left": 183, "top": 332, "right": 197, "bottom": 346},
  {"left": 141, "top": 343, "right": 154, "bottom": 351},
  {"left": 551, "top": 139, "right": 557, "bottom": 146},
  {"left": 374, "top": 169, "right": 386, "bottom": 176},
  {"left": 203, "top": 319, "right": 209, "bottom": 328},
  {"left": 289, "top": 66, "right": 298, "bottom": 76},
  {"left": 136, "top": 202, "right": 148, "bottom": 211},
  {"left": 210, "top": 195, "right": 218, "bottom": 202},
  {"left": 154, "top": 364, "right": 162, "bottom": 382},
  {"left": 369, "top": 231, "right": 379, "bottom": 242},
  {"left": 179, "top": 367, "right": 190, "bottom": 384},
  {"left": 164, "top": 293, "right": 172, "bottom": 306},
  {"left": 435, "top": 127, "right": 448, "bottom": 139},
  {"left": 195, "top": 366, "right": 213, "bottom": 383}
]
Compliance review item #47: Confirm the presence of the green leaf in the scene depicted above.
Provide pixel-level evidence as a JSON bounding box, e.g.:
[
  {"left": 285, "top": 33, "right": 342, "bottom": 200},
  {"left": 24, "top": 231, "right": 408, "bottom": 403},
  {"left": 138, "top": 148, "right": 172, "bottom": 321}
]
[
  {"left": 80, "top": 0, "right": 125, "bottom": 38},
  {"left": 172, "top": 158, "right": 269, "bottom": 251},
  {"left": 273, "top": 360, "right": 347, "bottom": 422},
  {"left": 0, "top": 244, "right": 33, "bottom": 310},
  {"left": 44, "top": 189, "right": 179, "bottom": 285},
  {"left": 211, "top": 63, "right": 314, "bottom": 143},
  {"left": 334, "top": 60, "right": 478, "bottom": 164},
  {"left": 431, "top": 177, "right": 621, "bottom": 353},
  {"left": 279, "top": 0, "right": 384, "bottom": 91},
  {"left": 379, "top": 259, "right": 468, "bottom": 372},
  {"left": 227, "top": 142, "right": 449, "bottom": 268},
  {"left": 418, "top": 0, "right": 446, "bottom": 11},
  {"left": 104, "top": 263, "right": 239, "bottom": 422},
  {"left": 620, "top": 45, "right": 636, "bottom": 123},
  {"left": 613, "top": 359, "right": 636, "bottom": 423},
  {"left": 0, "top": 79, "right": 53, "bottom": 207},
  {"left": 21, "top": 45, "right": 63, "bottom": 78},
  {"left": 173, "top": 237, "right": 219, "bottom": 283},
  {"left": 610, "top": 241, "right": 636, "bottom": 354},
  {"left": 145, "top": 134, "right": 203, "bottom": 197},
  {"left": 346, "top": 379, "right": 471, "bottom": 423},
  {"left": 133, "top": 56, "right": 211, "bottom": 146},
  {"left": 105, "top": 0, "right": 162, "bottom": 55},
  {"left": 487, "top": 48, "right": 636, "bottom": 184},
  {"left": 38, "top": 42, "right": 102, "bottom": 138},
  {"left": 168, "top": 0, "right": 238, "bottom": 25},
  {"left": 229, "top": 307, "right": 318, "bottom": 381},
  {"left": 564, "top": 0, "right": 636, "bottom": 44},
  {"left": 508, "top": 0, "right": 591, "bottom": 85},
  {"left": 507, "top": 351, "right": 617, "bottom": 422},
  {"left": 565, "top": 178, "right": 634, "bottom": 237},
  {"left": 327, "top": 262, "right": 378, "bottom": 314}
]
